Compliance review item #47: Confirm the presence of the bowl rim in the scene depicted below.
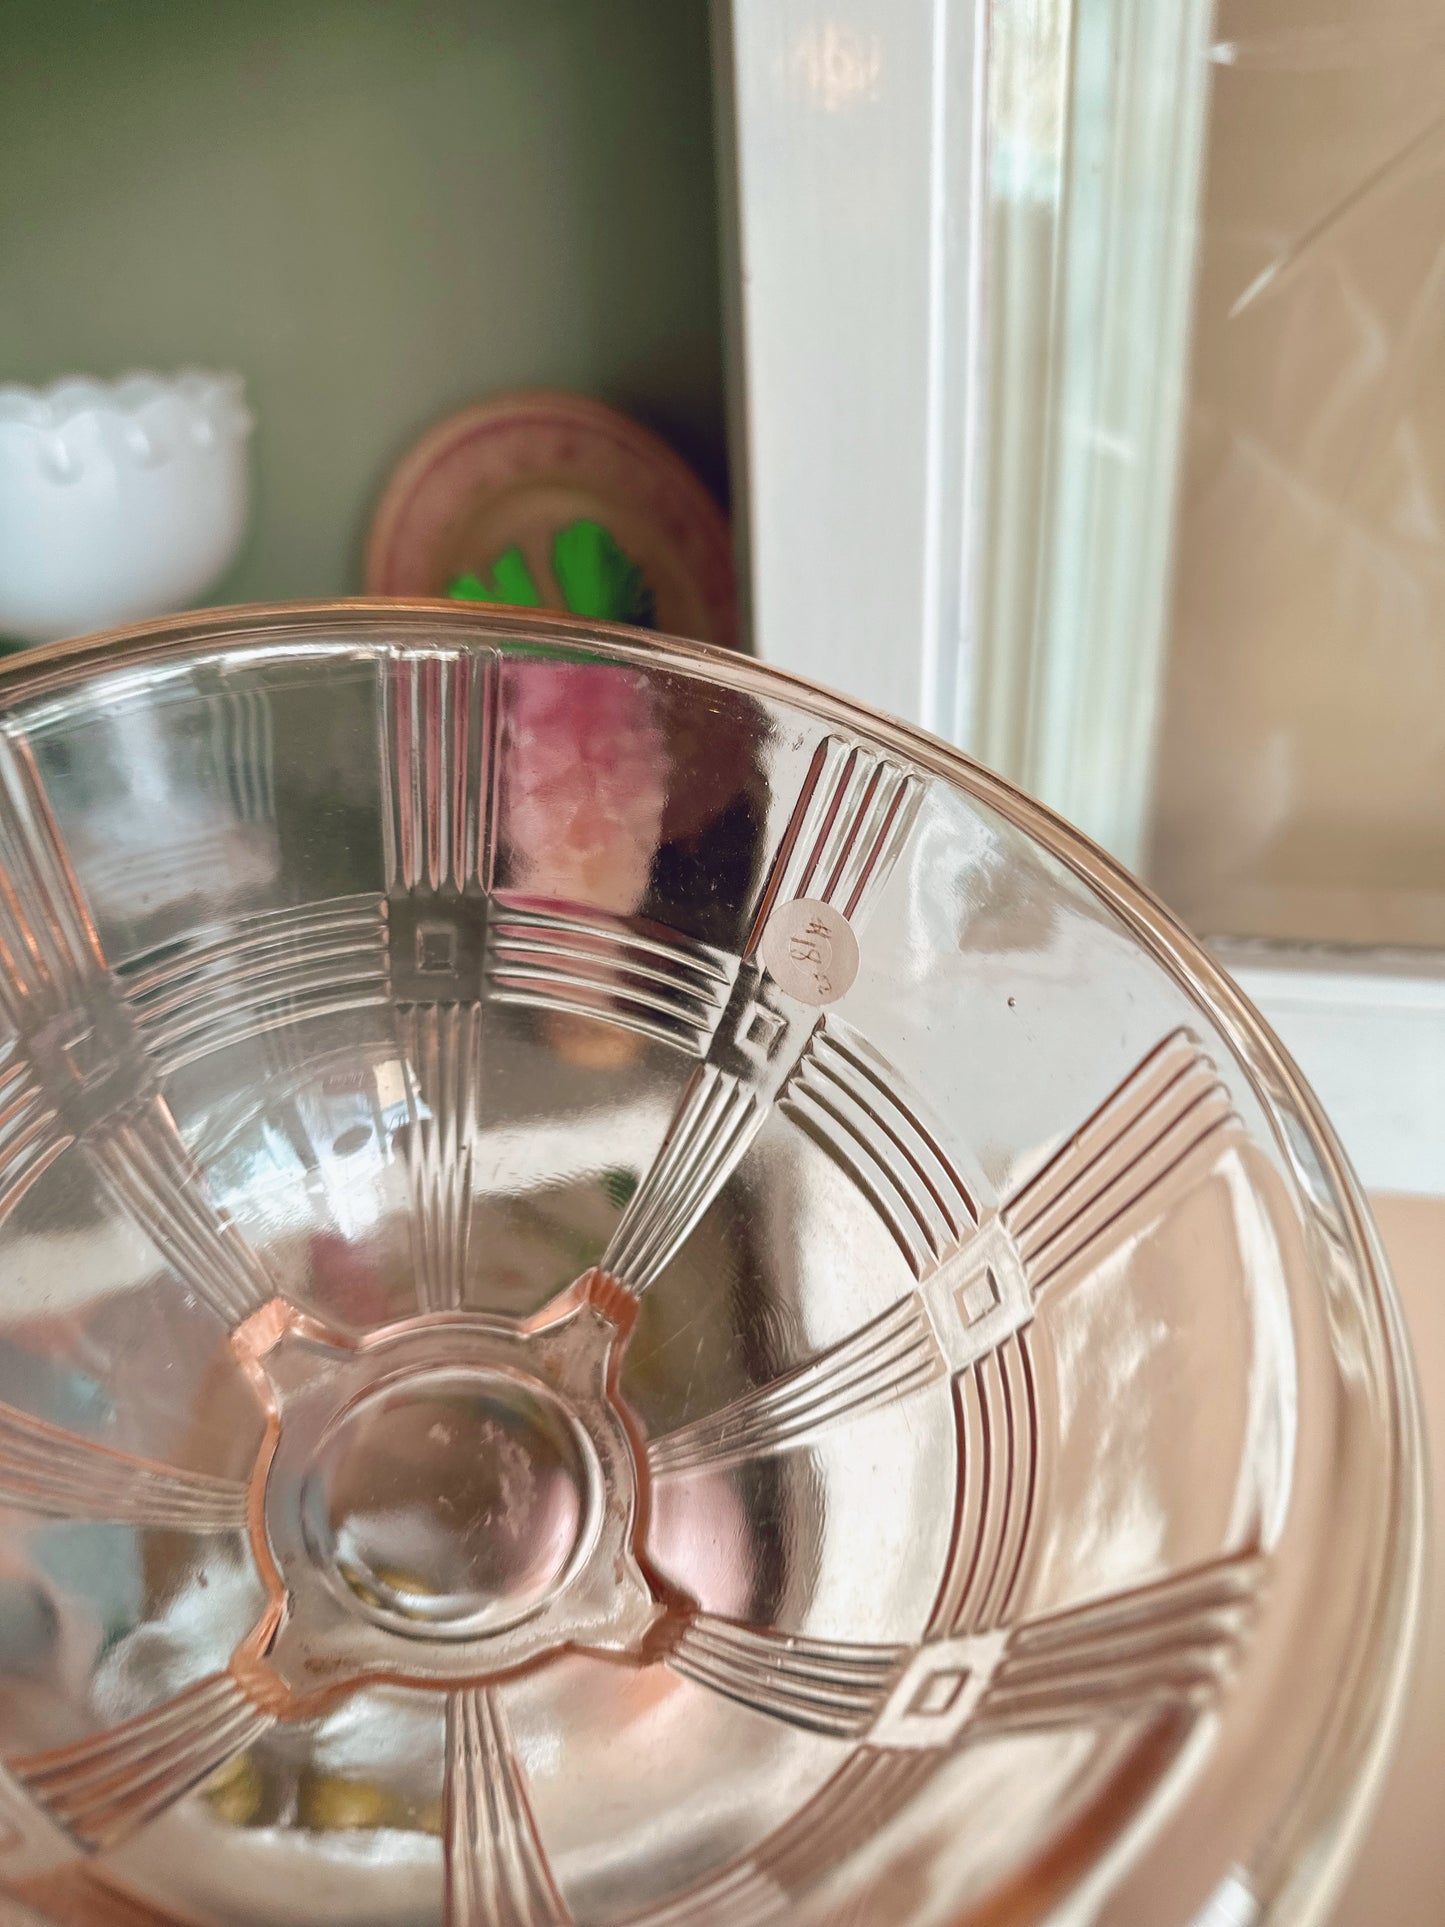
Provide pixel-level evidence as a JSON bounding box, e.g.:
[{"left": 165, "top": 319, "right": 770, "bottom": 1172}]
[
  {"left": 0, "top": 368, "right": 248, "bottom": 427},
  {"left": 0, "top": 597, "right": 1423, "bottom": 1927}
]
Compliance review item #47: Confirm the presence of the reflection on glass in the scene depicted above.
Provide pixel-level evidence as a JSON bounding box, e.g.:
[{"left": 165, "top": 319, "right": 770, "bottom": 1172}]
[{"left": 1149, "top": 2, "right": 1445, "bottom": 943}]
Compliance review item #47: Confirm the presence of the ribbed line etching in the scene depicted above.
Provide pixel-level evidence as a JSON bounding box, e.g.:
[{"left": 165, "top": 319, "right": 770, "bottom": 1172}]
[
  {"left": 0, "top": 1402, "right": 248, "bottom": 1530},
  {"left": 444, "top": 1687, "right": 572, "bottom": 1927},
  {"left": 667, "top": 1618, "right": 907, "bottom": 1739},
  {"left": 10, "top": 1674, "right": 273, "bottom": 1852}
]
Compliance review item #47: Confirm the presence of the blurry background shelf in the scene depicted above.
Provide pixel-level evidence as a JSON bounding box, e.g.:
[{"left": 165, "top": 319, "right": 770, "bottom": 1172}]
[{"left": 0, "top": 0, "right": 728, "bottom": 608}]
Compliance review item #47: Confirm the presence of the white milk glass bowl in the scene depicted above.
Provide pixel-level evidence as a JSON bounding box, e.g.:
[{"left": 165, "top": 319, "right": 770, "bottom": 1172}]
[{"left": 0, "top": 371, "right": 252, "bottom": 645}]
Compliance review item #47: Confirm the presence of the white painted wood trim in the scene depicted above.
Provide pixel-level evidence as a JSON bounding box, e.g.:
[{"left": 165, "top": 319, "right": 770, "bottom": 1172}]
[
  {"left": 716, "top": 0, "right": 988, "bottom": 731},
  {"left": 969, "top": 0, "right": 1215, "bottom": 868},
  {"left": 718, "top": 0, "right": 1215, "bottom": 871},
  {"left": 716, "top": 13, "right": 1443, "bottom": 1202},
  {"left": 1216, "top": 943, "right": 1445, "bottom": 1199}
]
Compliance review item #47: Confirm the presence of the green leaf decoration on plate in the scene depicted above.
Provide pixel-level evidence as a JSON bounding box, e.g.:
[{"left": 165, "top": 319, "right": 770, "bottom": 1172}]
[
  {"left": 552, "top": 520, "right": 656, "bottom": 629},
  {"left": 449, "top": 545, "right": 542, "bottom": 608},
  {"left": 448, "top": 520, "right": 655, "bottom": 628}
]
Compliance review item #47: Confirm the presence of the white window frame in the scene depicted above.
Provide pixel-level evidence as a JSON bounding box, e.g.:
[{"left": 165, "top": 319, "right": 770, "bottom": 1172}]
[
  {"left": 714, "top": 0, "right": 1445, "bottom": 1198},
  {"left": 712, "top": 0, "right": 987, "bottom": 732}
]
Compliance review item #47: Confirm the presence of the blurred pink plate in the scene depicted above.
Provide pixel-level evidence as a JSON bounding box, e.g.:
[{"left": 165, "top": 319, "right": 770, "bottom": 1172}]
[{"left": 365, "top": 391, "right": 738, "bottom": 651}]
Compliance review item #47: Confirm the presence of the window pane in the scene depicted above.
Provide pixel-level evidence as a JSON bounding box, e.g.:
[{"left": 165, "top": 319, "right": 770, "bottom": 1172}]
[{"left": 1147, "top": 2, "right": 1445, "bottom": 945}]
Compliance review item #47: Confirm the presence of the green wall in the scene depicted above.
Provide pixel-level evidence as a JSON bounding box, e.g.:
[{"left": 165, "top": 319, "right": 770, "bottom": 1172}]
[{"left": 0, "top": 0, "right": 727, "bottom": 604}]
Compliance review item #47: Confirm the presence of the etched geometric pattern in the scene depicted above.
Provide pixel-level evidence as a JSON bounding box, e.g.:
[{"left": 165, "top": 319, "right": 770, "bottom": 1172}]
[
  {"left": 399, "top": 1002, "right": 483, "bottom": 1314},
  {"left": 780, "top": 1021, "right": 977, "bottom": 1275},
  {"left": 754, "top": 1749, "right": 938, "bottom": 1898},
  {"left": 601, "top": 738, "right": 924, "bottom": 1299},
  {"left": 685, "top": 1032, "right": 1233, "bottom": 1464},
  {"left": 653, "top": 1030, "right": 1240, "bottom": 1483},
  {"left": 0, "top": 726, "right": 300, "bottom": 1358},
  {"left": 927, "top": 1334, "right": 1040, "bottom": 1638},
  {"left": 627, "top": 1863, "right": 785, "bottom": 1927},
  {"left": 967, "top": 1551, "right": 1263, "bottom": 1738},
  {"left": 0, "top": 635, "right": 1273, "bottom": 1921},
  {"left": 649, "top": 1298, "right": 945, "bottom": 1478},
  {"left": 748, "top": 736, "right": 924, "bottom": 946},
  {"left": 0, "top": 1401, "right": 248, "bottom": 1530},
  {"left": 637, "top": 1025, "right": 1246, "bottom": 1922},
  {"left": 86, "top": 1100, "right": 275, "bottom": 1327},
  {"left": 487, "top": 901, "right": 734, "bottom": 1057},
  {"left": 445, "top": 1687, "right": 572, "bottom": 1927},
  {"left": 639, "top": 1595, "right": 1217, "bottom": 1927},
  {"left": 0, "top": 1042, "right": 67, "bottom": 1223},
  {"left": 1000, "top": 1028, "right": 1236, "bottom": 1295},
  {"left": 602, "top": 1067, "right": 765, "bottom": 1296},
  {"left": 383, "top": 651, "right": 500, "bottom": 897},
  {"left": 623, "top": 1750, "right": 934, "bottom": 1927},
  {"left": 664, "top": 1614, "right": 907, "bottom": 1748},
  {"left": 207, "top": 683, "right": 276, "bottom": 826},
  {"left": 120, "top": 895, "right": 389, "bottom": 1077},
  {"left": 9, "top": 1674, "right": 274, "bottom": 1852},
  {"left": 0, "top": 732, "right": 108, "bottom": 1026},
  {"left": 656, "top": 1551, "right": 1261, "bottom": 1754},
  {"left": 667, "top": 1618, "right": 908, "bottom": 1739},
  {"left": 376, "top": 649, "right": 501, "bottom": 1321}
]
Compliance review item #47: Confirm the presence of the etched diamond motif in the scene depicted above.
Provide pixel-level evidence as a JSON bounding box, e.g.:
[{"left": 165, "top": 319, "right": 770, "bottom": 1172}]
[
  {"left": 417, "top": 920, "right": 460, "bottom": 975},
  {"left": 958, "top": 1267, "right": 1002, "bottom": 1326},
  {"left": 871, "top": 1632, "right": 1008, "bottom": 1749},
  {"left": 744, "top": 1001, "right": 787, "bottom": 1059},
  {"left": 908, "top": 1668, "right": 972, "bottom": 1719}
]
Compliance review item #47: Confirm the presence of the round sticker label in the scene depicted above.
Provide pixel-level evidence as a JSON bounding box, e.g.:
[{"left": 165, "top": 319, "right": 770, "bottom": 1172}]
[{"left": 760, "top": 899, "right": 860, "bottom": 1006}]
